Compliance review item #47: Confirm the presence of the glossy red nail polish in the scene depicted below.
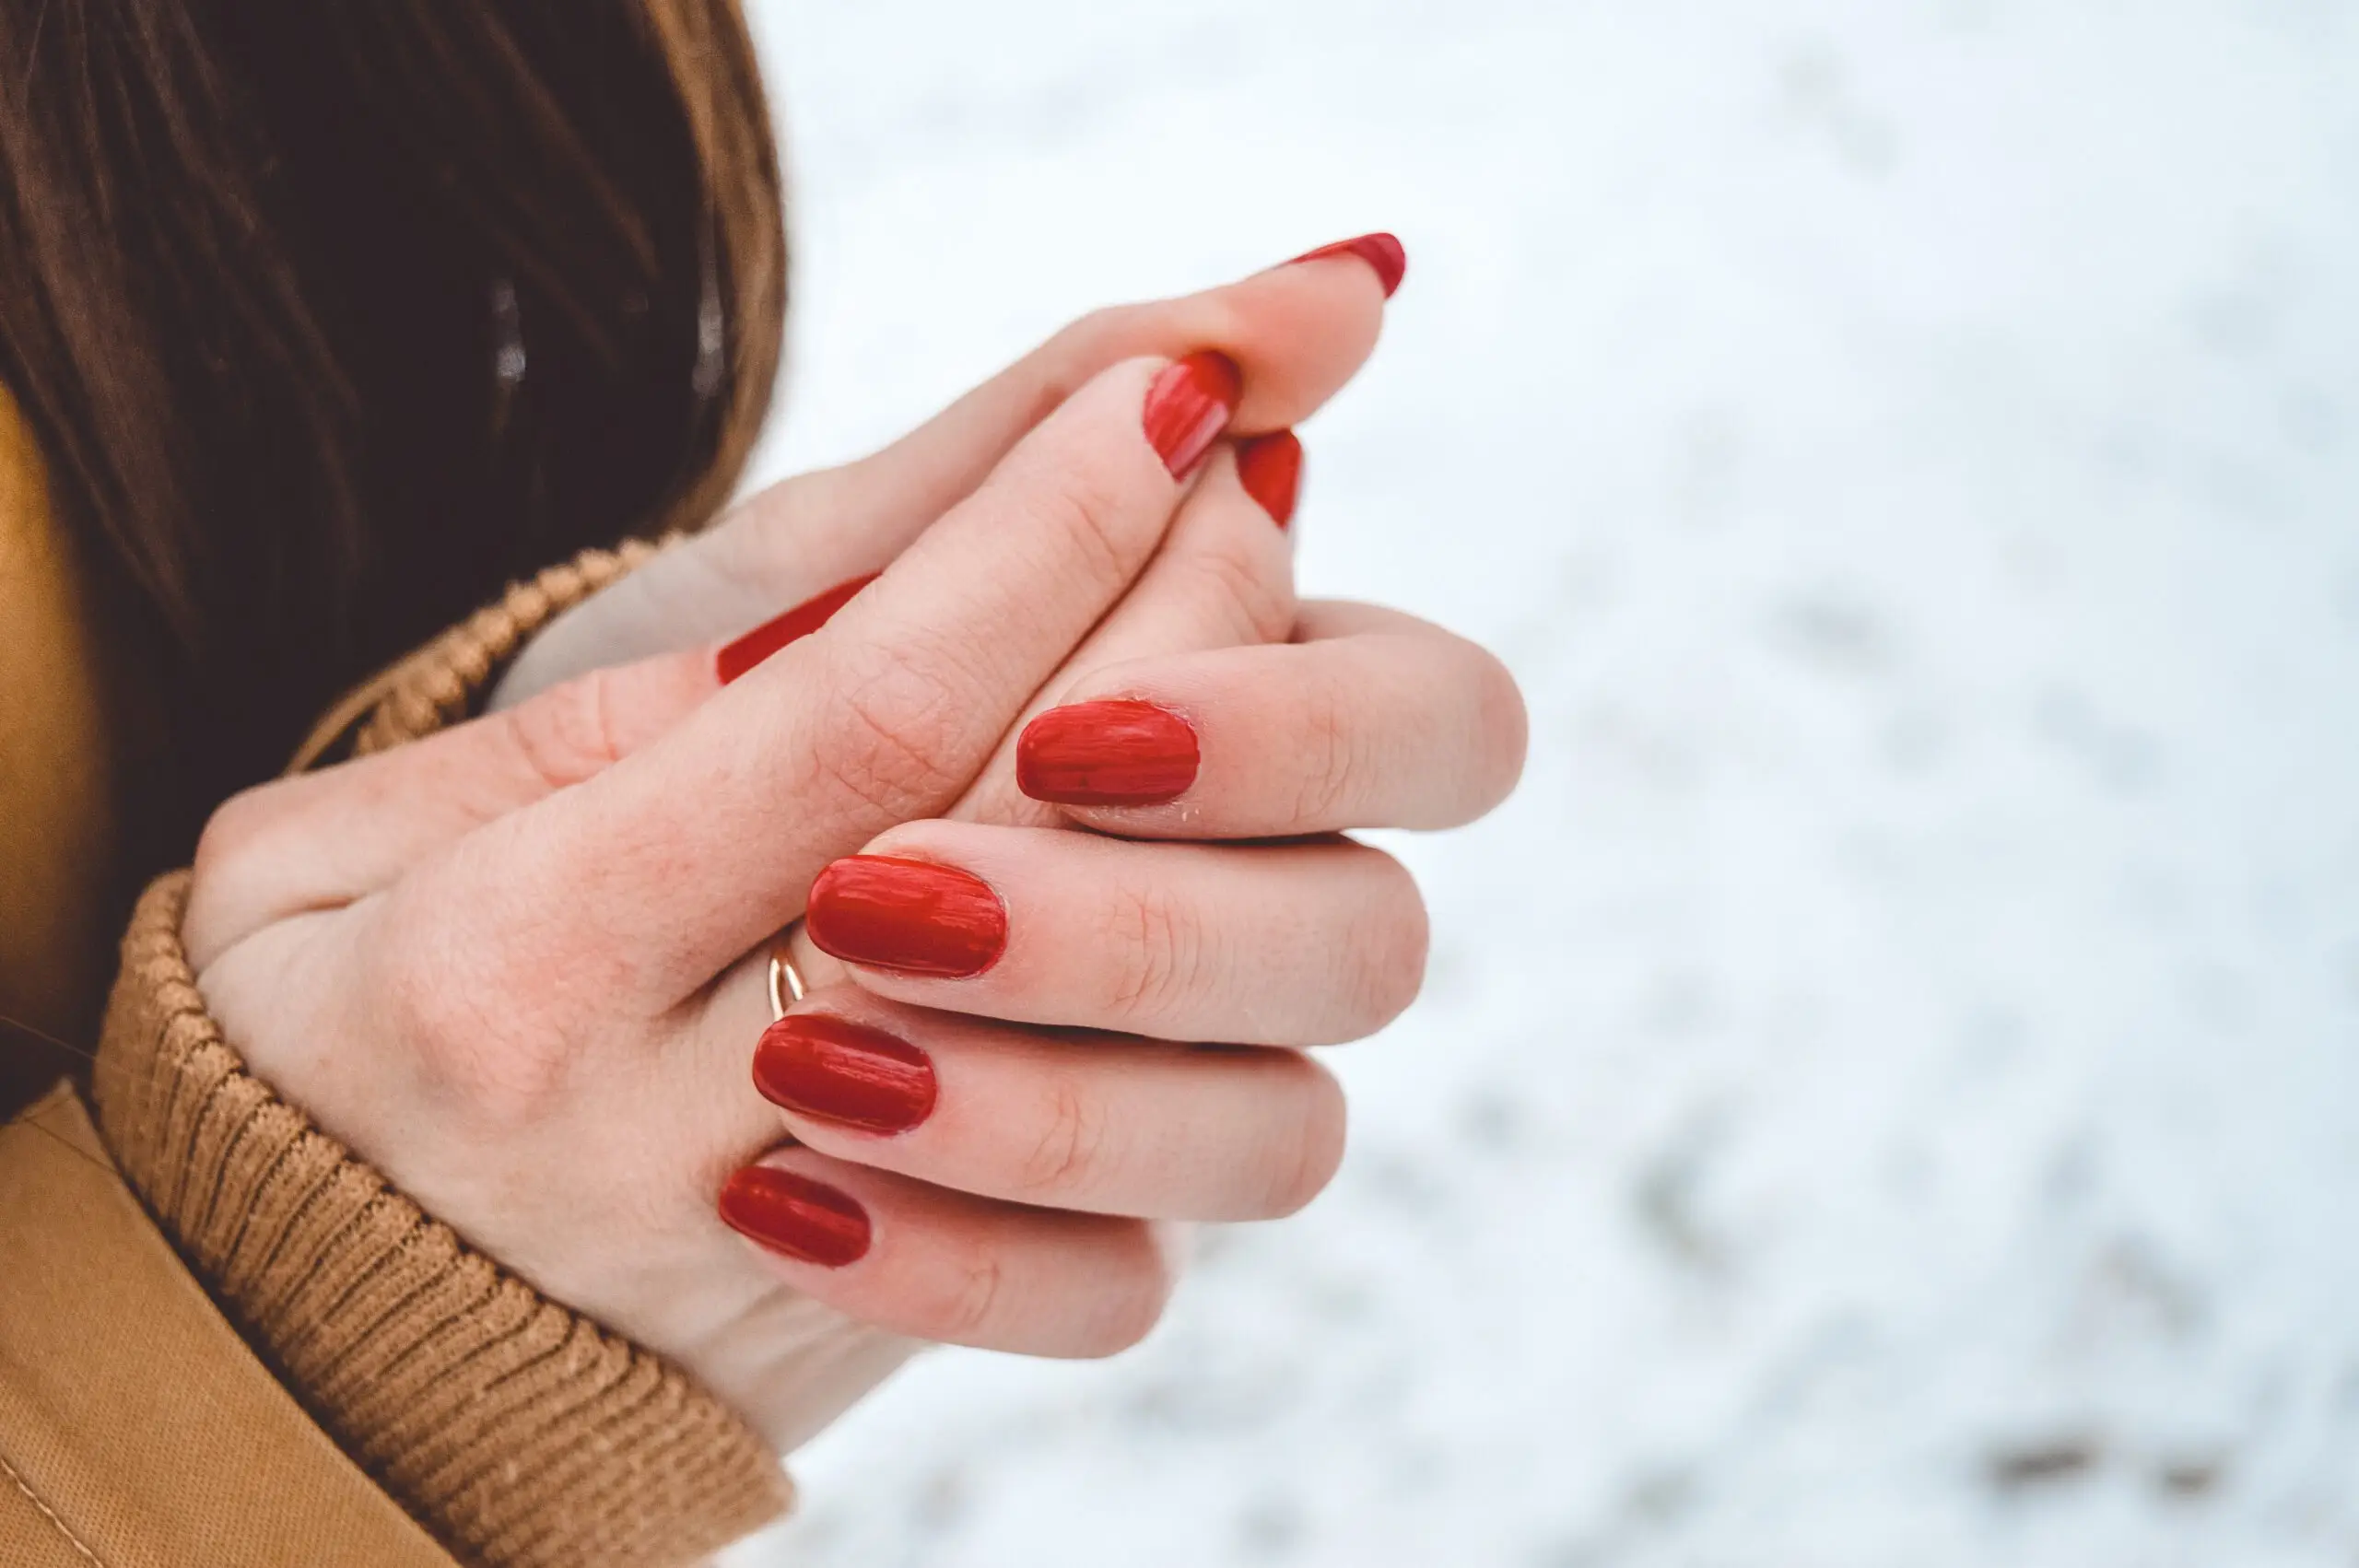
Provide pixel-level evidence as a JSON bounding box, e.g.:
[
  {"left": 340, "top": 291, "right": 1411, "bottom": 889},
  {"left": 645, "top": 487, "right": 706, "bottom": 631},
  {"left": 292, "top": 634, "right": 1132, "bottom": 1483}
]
[
  {"left": 805, "top": 856, "right": 1008, "bottom": 977},
  {"left": 1285, "top": 232, "right": 1407, "bottom": 298},
  {"left": 1017, "top": 700, "right": 1200, "bottom": 806},
  {"left": 715, "top": 572, "right": 881, "bottom": 685},
  {"left": 718, "top": 1165, "right": 872, "bottom": 1267},
  {"left": 1234, "top": 430, "right": 1303, "bottom": 529},
  {"left": 1142, "top": 351, "right": 1242, "bottom": 477},
  {"left": 754, "top": 1014, "right": 937, "bottom": 1133}
]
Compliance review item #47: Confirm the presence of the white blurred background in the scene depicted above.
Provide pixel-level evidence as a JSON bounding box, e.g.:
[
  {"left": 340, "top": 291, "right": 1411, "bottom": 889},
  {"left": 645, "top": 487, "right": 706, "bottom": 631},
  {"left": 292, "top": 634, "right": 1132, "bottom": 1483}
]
[{"left": 725, "top": 3, "right": 2359, "bottom": 1563}]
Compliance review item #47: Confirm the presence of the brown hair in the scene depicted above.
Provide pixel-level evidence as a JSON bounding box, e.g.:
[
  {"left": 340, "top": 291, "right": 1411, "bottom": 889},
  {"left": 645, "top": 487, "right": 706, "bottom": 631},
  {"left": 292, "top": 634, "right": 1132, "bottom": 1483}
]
[{"left": 0, "top": 0, "right": 786, "bottom": 860}]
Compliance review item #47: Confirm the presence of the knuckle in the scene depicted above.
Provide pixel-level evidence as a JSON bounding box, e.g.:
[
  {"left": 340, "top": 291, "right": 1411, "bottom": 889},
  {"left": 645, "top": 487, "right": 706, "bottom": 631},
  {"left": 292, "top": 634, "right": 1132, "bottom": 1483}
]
[
  {"left": 498, "top": 669, "right": 631, "bottom": 797},
  {"left": 807, "top": 641, "right": 977, "bottom": 823},
  {"left": 185, "top": 783, "right": 296, "bottom": 965},
  {"left": 1289, "top": 677, "right": 1364, "bottom": 827},
  {"left": 929, "top": 1246, "right": 1008, "bottom": 1344},
  {"left": 1170, "top": 526, "right": 1293, "bottom": 646},
  {"left": 1101, "top": 881, "right": 1213, "bottom": 1025},
  {"left": 1022, "top": 462, "right": 1137, "bottom": 597},
  {"left": 1013, "top": 1076, "right": 1110, "bottom": 1199},
  {"left": 191, "top": 783, "right": 279, "bottom": 881},
  {"left": 375, "top": 897, "right": 572, "bottom": 1126}
]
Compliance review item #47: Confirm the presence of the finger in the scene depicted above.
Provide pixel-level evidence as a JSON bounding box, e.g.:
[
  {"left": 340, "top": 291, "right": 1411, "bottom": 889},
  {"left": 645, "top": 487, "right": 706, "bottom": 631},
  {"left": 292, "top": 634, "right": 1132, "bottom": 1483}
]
[
  {"left": 945, "top": 433, "right": 1300, "bottom": 829},
  {"left": 717, "top": 1145, "right": 1182, "bottom": 1357},
  {"left": 803, "top": 822, "right": 1429, "bottom": 1047},
  {"left": 757, "top": 429, "right": 1303, "bottom": 997},
  {"left": 496, "top": 241, "right": 1391, "bottom": 697},
  {"left": 194, "top": 534, "right": 923, "bottom": 963},
  {"left": 745, "top": 989, "right": 1344, "bottom": 1221},
  {"left": 201, "top": 353, "right": 1218, "bottom": 980},
  {"left": 457, "top": 357, "right": 1238, "bottom": 1007},
  {"left": 760, "top": 428, "right": 1306, "bottom": 1000},
  {"left": 184, "top": 644, "right": 723, "bottom": 965},
  {"left": 788, "top": 243, "right": 1381, "bottom": 519},
  {"left": 261, "top": 430, "right": 1295, "bottom": 961},
  {"left": 1006, "top": 600, "right": 1529, "bottom": 839},
  {"left": 194, "top": 364, "right": 1289, "bottom": 977}
]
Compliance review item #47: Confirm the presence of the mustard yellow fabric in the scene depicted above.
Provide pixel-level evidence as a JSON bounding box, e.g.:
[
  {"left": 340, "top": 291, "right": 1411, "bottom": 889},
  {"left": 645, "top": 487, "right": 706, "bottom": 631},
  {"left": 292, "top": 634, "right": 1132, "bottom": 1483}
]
[{"left": 0, "top": 381, "right": 114, "bottom": 1049}]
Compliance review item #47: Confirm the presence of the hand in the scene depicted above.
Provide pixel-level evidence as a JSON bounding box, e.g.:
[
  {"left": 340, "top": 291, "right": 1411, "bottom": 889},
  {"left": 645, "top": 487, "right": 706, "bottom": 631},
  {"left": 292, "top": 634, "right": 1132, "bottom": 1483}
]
[
  {"left": 734, "top": 588, "right": 1522, "bottom": 1252},
  {"left": 180, "top": 241, "right": 1525, "bottom": 1458},
  {"left": 173, "top": 250, "right": 1363, "bottom": 1445}
]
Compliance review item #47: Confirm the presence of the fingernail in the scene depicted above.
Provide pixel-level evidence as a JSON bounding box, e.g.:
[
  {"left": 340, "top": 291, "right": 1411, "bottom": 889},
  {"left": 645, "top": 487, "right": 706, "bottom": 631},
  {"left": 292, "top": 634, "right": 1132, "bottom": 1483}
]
[
  {"left": 754, "top": 1014, "right": 938, "bottom": 1133},
  {"left": 806, "top": 855, "right": 1007, "bottom": 977},
  {"left": 1285, "top": 231, "right": 1407, "bottom": 298},
  {"left": 718, "top": 1165, "right": 872, "bottom": 1267},
  {"left": 1234, "top": 430, "right": 1303, "bottom": 529},
  {"left": 716, "top": 572, "right": 882, "bottom": 685},
  {"left": 1142, "top": 350, "right": 1242, "bottom": 478},
  {"left": 1017, "top": 699, "right": 1201, "bottom": 806}
]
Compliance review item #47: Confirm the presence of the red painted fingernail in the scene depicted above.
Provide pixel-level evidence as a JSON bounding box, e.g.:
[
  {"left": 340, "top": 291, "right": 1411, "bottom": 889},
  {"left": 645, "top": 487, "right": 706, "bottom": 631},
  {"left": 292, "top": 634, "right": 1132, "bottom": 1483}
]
[
  {"left": 1234, "top": 430, "right": 1303, "bottom": 530},
  {"left": 1017, "top": 700, "right": 1200, "bottom": 806},
  {"left": 718, "top": 1165, "right": 872, "bottom": 1267},
  {"left": 754, "top": 1014, "right": 937, "bottom": 1133},
  {"left": 716, "top": 572, "right": 881, "bottom": 685},
  {"left": 1285, "top": 232, "right": 1406, "bottom": 298},
  {"left": 806, "top": 855, "right": 1007, "bottom": 977},
  {"left": 1142, "top": 351, "right": 1242, "bottom": 477}
]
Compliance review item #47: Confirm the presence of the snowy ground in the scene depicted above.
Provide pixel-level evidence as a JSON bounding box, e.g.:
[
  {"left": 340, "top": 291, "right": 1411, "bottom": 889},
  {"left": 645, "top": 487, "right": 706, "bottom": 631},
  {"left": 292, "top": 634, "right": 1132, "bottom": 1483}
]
[{"left": 724, "top": 4, "right": 2359, "bottom": 1563}]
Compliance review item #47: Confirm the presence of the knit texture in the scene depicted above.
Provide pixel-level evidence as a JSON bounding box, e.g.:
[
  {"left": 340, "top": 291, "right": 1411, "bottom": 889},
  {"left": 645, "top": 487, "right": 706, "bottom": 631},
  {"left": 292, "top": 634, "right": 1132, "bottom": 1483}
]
[{"left": 91, "top": 541, "right": 790, "bottom": 1568}]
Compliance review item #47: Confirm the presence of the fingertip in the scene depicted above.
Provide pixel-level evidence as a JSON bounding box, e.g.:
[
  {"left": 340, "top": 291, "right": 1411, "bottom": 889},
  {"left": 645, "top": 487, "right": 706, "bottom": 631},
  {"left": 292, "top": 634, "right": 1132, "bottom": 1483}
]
[
  {"left": 719, "top": 1163, "right": 874, "bottom": 1268},
  {"left": 1017, "top": 699, "right": 1203, "bottom": 807},
  {"left": 1142, "top": 351, "right": 1243, "bottom": 477},
  {"left": 1488, "top": 653, "right": 1533, "bottom": 804},
  {"left": 1233, "top": 429, "right": 1303, "bottom": 529},
  {"left": 1192, "top": 260, "right": 1385, "bottom": 434},
  {"left": 1284, "top": 231, "right": 1407, "bottom": 298},
  {"left": 716, "top": 572, "right": 882, "bottom": 685}
]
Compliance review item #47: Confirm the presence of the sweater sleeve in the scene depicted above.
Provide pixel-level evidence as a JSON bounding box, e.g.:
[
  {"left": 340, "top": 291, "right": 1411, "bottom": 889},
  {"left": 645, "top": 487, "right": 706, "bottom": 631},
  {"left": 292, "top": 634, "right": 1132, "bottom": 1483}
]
[{"left": 86, "top": 540, "right": 791, "bottom": 1568}]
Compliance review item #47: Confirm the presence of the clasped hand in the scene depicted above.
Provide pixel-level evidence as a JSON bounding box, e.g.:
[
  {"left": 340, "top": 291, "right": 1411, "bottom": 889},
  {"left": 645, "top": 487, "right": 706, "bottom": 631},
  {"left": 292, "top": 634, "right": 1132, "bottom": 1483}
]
[{"left": 179, "top": 245, "right": 1526, "bottom": 1452}]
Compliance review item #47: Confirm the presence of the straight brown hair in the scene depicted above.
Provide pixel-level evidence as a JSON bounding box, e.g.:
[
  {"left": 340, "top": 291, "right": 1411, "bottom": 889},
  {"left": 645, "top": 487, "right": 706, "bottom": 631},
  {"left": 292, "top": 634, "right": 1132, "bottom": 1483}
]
[{"left": 0, "top": 0, "right": 787, "bottom": 861}]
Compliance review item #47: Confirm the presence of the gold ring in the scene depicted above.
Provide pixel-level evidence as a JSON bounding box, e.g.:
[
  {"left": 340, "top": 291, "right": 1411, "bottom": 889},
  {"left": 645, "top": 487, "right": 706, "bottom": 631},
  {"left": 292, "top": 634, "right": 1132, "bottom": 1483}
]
[{"left": 768, "top": 929, "right": 808, "bottom": 1022}]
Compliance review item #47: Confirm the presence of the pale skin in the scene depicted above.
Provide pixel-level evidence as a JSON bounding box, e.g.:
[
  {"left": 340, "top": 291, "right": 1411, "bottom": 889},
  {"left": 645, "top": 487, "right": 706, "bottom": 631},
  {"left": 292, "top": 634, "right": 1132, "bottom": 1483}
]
[{"left": 179, "top": 247, "right": 1528, "bottom": 1452}]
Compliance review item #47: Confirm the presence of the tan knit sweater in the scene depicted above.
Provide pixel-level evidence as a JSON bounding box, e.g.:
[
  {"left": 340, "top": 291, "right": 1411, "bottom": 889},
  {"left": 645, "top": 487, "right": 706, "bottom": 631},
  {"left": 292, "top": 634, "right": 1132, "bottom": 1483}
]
[{"left": 83, "top": 544, "right": 792, "bottom": 1568}]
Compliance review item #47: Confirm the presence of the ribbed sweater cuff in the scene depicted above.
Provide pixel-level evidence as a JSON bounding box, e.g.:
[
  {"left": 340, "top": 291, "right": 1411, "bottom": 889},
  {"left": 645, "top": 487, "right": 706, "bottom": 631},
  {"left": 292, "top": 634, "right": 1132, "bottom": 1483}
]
[{"left": 91, "top": 541, "right": 791, "bottom": 1567}]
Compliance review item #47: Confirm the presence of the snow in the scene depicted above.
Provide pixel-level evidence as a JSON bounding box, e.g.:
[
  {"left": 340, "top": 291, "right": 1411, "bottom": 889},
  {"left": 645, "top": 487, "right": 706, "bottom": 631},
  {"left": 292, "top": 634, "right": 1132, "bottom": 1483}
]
[{"left": 724, "top": 2, "right": 2359, "bottom": 1562}]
